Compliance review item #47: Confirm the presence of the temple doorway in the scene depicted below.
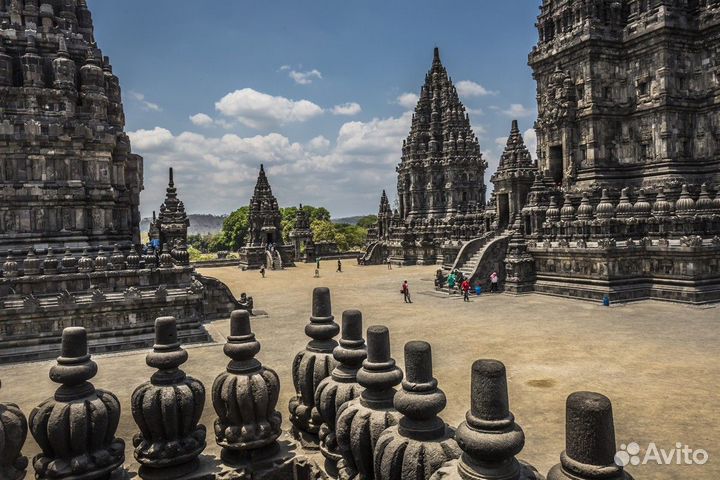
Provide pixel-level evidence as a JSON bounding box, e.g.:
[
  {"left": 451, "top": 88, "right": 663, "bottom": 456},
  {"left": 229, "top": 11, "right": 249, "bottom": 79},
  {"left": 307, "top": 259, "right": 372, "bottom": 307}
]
[
  {"left": 497, "top": 193, "right": 510, "bottom": 229},
  {"left": 549, "top": 145, "right": 563, "bottom": 185}
]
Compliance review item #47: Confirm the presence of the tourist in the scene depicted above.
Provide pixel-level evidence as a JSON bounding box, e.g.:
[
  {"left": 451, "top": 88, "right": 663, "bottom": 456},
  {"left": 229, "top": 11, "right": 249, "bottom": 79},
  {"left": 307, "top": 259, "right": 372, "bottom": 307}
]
[
  {"left": 448, "top": 271, "right": 456, "bottom": 292},
  {"left": 337, "top": 260, "right": 342, "bottom": 273},
  {"left": 387, "top": 256, "right": 392, "bottom": 270},
  {"left": 461, "top": 279, "right": 471, "bottom": 302},
  {"left": 316, "top": 258, "right": 321, "bottom": 270},
  {"left": 401, "top": 280, "right": 412, "bottom": 303},
  {"left": 314, "top": 268, "right": 320, "bottom": 278},
  {"left": 489, "top": 271, "right": 499, "bottom": 292},
  {"left": 260, "top": 266, "right": 266, "bottom": 278}
]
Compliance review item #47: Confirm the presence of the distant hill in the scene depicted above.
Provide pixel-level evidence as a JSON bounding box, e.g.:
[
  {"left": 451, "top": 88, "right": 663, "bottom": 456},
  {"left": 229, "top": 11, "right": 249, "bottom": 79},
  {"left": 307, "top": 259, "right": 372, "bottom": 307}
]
[
  {"left": 140, "top": 214, "right": 227, "bottom": 236},
  {"left": 332, "top": 216, "right": 366, "bottom": 225}
]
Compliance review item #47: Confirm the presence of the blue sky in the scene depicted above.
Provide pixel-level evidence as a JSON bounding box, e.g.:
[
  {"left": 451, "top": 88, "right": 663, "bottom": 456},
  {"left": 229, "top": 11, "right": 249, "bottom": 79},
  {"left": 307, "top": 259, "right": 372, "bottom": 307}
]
[{"left": 89, "top": 0, "right": 543, "bottom": 218}]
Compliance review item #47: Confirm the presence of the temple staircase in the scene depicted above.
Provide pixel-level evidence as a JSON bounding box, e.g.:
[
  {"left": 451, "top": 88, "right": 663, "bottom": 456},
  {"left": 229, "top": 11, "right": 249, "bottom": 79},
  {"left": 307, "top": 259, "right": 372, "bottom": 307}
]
[
  {"left": 361, "top": 241, "right": 384, "bottom": 265},
  {"left": 440, "top": 232, "right": 513, "bottom": 293}
]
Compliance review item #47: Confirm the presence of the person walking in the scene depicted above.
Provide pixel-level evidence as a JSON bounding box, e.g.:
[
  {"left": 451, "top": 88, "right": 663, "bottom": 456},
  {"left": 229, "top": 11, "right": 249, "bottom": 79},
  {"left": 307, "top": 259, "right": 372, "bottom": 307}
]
[
  {"left": 387, "top": 256, "right": 392, "bottom": 270},
  {"left": 489, "top": 271, "right": 499, "bottom": 293},
  {"left": 401, "top": 280, "right": 412, "bottom": 303},
  {"left": 337, "top": 259, "right": 343, "bottom": 273},
  {"left": 461, "top": 279, "right": 471, "bottom": 302},
  {"left": 260, "top": 265, "right": 266, "bottom": 278},
  {"left": 314, "top": 268, "right": 320, "bottom": 278}
]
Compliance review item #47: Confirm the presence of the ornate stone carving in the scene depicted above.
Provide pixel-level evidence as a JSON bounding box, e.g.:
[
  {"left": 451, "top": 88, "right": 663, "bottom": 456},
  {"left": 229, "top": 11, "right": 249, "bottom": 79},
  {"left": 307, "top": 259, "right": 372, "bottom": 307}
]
[
  {"left": 60, "top": 248, "right": 78, "bottom": 274},
  {"left": 110, "top": 245, "right": 126, "bottom": 270},
  {"left": 22, "top": 294, "right": 41, "bottom": 312},
  {"left": 3, "top": 251, "right": 19, "bottom": 278},
  {"left": 29, "top": 327, "right": 125, "bottom": 479},
  {"left": 374, "top": 341, "right": 460, "bottom": 480},
  {"left": 124, "top": 286, "right": 142, "bottom": 302},
  {"left": 336, "top": 325, "right": 404, "bottom": 480},
  {"left": 188, "top": 278, "right": 205, "bottom": 295},
  {"left": 154, "top": 285, "right": 168, "bottom": 300},
  {"left": 90, "top": 286, "right": 106, "bottom": 303},
  {"left": 0, "top": 380, "right": 28, "bottom": 480},
  {"left": 548, "top": 392, "right": 633, "bottom": 480},
  {"left": 131, "top": 316, "right": 206, "bottom": 479},
  {"left": 23, "top": 248, "right": 41, "bottom": 275},
  {"left": 126, "top": 246, "right": 141, "bottom": 269},
  {"left": 42, "top": 247, "right": 59, "bottom": 275},
  {"left": 289, "top": 287, "right": 340, "bottom": 447},
  {"left": 56, "top": 289, "right": 76, "bottom": 307},
  {"left": 212, "top": 310, "right": 281, "bottom": 463},
  {"left": 431, "top": 360, "right": 542, "bottom": 480},
  {"left": 316, "top": 310, "right": 367, "bottom": 465},
  {"left": 94, "top": 248, "right": 109, "bottom": 272}
]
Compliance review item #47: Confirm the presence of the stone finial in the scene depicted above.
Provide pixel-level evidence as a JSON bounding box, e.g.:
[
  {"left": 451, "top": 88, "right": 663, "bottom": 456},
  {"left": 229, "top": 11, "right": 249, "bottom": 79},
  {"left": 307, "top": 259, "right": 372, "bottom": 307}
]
[
  {"left": 29, "top": 327, "right": 125, "bottom": 479},
  {"left": 78, "top": 248, "right": 94, "bottom": 273},
  {"left": 212, "top": 310, "right": 281, "bottom": 463},
  {"left": 431, "top": 360, "right": 542, "bottom": 480},
  {"left": 0, "top": 379, "right": 28, "bottom": 480},
  {"left": 42, "top": 247, "right": 59, "bottom": 274},
  {"left": 131, "top": 317, "right": 206, "bottom": 479},
  {"left": 3, "top": 250, "right": 19, "bottom": 278},
  {"left": 126, "top": 246, "right": 141, "bottom": 269},
  {"left": 23, "top": 248, "right": 41, "bottom": 275},
  {"left": 289, "top": 287, "right": 340, "bottom": 447},
  {"left": 548, "top": 392, "right": 633, "bottom": 480},
  {"left": 60, "top": 248, "right": 78, "bottom": 273},
  {"left": 374, "top": 341, "right": 460, "bottom": 480},
  {"left": 315, "top": 310, "right": 368, "bottom": 465},
  {"left": 336, "top": 325, "right": 404, "bottom": 480}
]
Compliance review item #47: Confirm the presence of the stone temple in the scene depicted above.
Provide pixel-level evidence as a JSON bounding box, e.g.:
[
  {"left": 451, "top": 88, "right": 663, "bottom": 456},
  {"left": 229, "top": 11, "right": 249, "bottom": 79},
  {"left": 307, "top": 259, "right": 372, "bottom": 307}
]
[
  {"left": 238, "top": 164, "right": 295, "bottom": 270},
  {"left": 367, "top": 2, "right": 720, "bottom": 303},
  {"left": 0, "top": 0, "right": 239, "bottom": 363}
]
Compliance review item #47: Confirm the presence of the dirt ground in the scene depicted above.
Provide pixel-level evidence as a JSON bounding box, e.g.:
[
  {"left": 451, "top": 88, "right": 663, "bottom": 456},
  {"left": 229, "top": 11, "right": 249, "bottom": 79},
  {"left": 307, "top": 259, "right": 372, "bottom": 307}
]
[{"left": 1, "top": 261, "right": 717, "bottom": 479}]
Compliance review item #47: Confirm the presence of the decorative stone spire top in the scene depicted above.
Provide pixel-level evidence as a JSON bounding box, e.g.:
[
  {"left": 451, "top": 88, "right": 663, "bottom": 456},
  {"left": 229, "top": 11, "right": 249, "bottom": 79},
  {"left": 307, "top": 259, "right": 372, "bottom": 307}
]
[
  {"left": 156, "top": 167, "right": 189, "bottom": 251},
  {"left": 498, "top": 120, "right": 534, "bottom": 171}
]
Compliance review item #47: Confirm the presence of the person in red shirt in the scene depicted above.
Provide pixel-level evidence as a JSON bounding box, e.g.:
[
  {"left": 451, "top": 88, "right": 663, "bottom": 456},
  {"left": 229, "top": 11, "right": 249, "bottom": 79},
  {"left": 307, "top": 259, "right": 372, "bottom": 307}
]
[
  {"left": 401, "top": 281, "right": 412, "bottom": 303},
  {"left": 461, "top": 279, "right": 471, "bottom": 302}
]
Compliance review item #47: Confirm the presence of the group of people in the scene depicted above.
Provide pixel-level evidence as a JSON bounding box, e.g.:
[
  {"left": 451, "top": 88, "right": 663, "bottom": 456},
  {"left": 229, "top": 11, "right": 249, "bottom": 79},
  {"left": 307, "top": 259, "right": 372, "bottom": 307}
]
[{"left": 436, "top": 268, "right": 500, "bottom": 301}]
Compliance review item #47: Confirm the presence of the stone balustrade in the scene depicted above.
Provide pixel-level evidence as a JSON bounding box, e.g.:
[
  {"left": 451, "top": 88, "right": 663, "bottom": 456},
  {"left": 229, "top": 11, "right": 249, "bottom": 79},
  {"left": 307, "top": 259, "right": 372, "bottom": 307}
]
[{"left": 0, "top": 287, "right": 635, "bottom": 480}]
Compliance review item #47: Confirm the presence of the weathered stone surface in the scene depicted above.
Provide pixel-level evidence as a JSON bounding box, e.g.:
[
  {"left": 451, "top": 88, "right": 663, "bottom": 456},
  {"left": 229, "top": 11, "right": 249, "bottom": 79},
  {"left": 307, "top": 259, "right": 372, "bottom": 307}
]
[
  {"left": 289, "top": 287, "right": 340, "bottom": 448},
  {"left": 431, "top": 360, "right": 542, "bottom": 480},
  {"left": 131, "top": 316, "right": 206, "bottom": 479},
  {"left": 212, "top": 310, "right": 282, "bottom": 464},
  {"left": 547, "top": 392, "right": 633, "bottom": 480},
  {"left": 315, "top": 310, "right": 367, "bottom": 465},
  {"left": 0, "top": 379, "right": 28, "bottom": 480},
  {"left": 336, "top": 325, "right": 403, "bottom": 480},
  {"left": 29, "top": 327, "right": 125, "bottom": 479},
  {"left": 374, "top": 341, "right": 460, "bottom": 480}
]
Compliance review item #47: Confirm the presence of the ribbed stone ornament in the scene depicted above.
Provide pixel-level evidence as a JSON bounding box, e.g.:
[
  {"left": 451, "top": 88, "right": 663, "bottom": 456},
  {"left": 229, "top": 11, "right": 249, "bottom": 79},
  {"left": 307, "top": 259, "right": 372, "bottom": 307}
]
[
  {"left": 29, "top": 327, "right": 125, "bottom": 479},
  {"left": 212, "top": 310, "right": 282, "bottom": 463},
  {"left": 431, "top": 360, "right": 542, "bottom": 480},
  {"left": 131, "top": 316, "right": 206, "bottom": 479},
  {"left": 0, "top": 380, "right": 28, "bottom": 480},
  {"left": 548, "top": 392, "right": 633, "bottom": 480},
  {"left": 316, "top": 310, "right": 368, "bottom": 464},
  {"left": 289, "top": 287, "right": 340, "bottom": 447},
  {"left": 336, "top": 325, "right": 404, "bottom": 480},
  {"left": 374, "top": 341, "right": 460, "bottom": 480}
]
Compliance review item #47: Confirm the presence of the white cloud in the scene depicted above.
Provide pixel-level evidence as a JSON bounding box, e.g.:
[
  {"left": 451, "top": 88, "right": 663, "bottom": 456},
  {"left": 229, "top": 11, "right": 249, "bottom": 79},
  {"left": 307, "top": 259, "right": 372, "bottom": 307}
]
[
  {"left": 133, "top": 113, "right": 412, "bottom": 217},
  {"left": 215, "top": 88, "right": 324, "bottom": 129},
  {"left": 288, "top": 69, "right": 322, "bottom": 85},
  {"left": 129, "top": 91, "right": 162, "bottom": 112},
  {"left": 523, "top": 128, "right": 537, "bottom": 159},
  {"left": 331, "top": 102, "right": 362, "bottom": 116},
  {"left": 456, "top": 80, "right": 496, "bottom": 97},
  {"left": 494, "top": 103, "right": 535, "bottom": 118},
  {"left": 495, "top": 136, "right": 508, "bottom": 148},
  {"left": 396, "top": 92, "right": 419, "bottom": 110},
  {"left": 189, "top": 113, "right": 214, "bottom": 127},
  {"left": 307, "top": 135, "right": 330, "bottom": 152}
]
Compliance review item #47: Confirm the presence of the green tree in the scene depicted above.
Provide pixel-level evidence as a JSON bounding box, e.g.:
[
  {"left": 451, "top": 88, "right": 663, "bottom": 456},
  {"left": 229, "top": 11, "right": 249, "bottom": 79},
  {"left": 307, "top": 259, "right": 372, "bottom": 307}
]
[
  {"left": 356, "top": 215, "right": 378, "bottom": 229},
  {"left": 312, "top": 220, "right": 337, "bottom": 243},
  {"left": 216, "top": 206, "right": 250, "bottom": 251}
]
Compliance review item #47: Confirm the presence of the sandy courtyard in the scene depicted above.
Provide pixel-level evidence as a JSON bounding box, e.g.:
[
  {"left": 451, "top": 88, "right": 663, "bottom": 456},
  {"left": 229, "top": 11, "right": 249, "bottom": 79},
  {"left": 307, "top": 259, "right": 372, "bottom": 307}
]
[{"left": 0, "top": 261, "right": 717, "bottom": 478}]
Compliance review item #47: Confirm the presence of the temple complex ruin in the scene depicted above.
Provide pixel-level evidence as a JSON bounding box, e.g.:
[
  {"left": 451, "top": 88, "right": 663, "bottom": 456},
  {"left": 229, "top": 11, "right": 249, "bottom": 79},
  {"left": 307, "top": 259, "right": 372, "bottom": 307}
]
[
  {"left": 0, "top": 0, "right": 240, "bottom": 363},
  {"left": 239, "top": 165, "right": 295, "bottom": 270},
  {"left": 366, "top": 2, "right": 720, "bottom": 303}
]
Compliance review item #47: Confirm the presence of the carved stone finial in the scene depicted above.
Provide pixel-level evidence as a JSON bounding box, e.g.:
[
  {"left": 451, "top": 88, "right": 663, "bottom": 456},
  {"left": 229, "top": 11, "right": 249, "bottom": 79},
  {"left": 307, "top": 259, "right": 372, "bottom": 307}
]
[
  {"left": 374, "top": 341, "right": 460, "bottom": 480},
  {"left": 316, "top": 310, "right": 367, "bottom": 465},
  {"left": 29, "top": 327, "right": 125, "bottom": 479},
  {"left": 131, "top": 317, "right": 206, "bottom": 479},
  {"left": 336, "top": 325, "right": 404, "bottom": 479},
  {"left": 289, "top": 287, "right": 340, "bottom": 447},
  {"left": 212, "top": 310, "right": 281, "bottom": 463},
  {"left": 431, "top": 360, "right": 542, "bottom": 480},
  {"left": 0, "top": 379, "right": 28, "bottom": 480},
  {"left": 548, "top": 392, "right": 633, "bottom": 480}
]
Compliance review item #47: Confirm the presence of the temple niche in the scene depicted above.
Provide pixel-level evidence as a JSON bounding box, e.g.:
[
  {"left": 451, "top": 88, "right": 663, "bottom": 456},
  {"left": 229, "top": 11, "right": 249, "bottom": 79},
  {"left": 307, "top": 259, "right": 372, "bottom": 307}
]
[
  {"left": 238, "top": 165, "right": 295, "bottom": 270},
  {"left": 366, "top": 3, "right": 720, "bottom": 303},
  {"left": 0, "top": 1, "right": 241, "bottom": 363}
]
